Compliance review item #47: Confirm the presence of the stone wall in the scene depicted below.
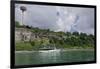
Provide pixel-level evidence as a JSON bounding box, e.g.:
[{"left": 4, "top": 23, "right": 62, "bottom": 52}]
[
  {"left": 15, "top": 28, "right": 36, "bottom": 42},
  {"left": 15, "top": 28, "right": 63, "bottom": 42}
]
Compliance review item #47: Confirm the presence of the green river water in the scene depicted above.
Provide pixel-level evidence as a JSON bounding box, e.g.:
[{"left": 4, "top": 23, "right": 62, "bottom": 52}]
[{"left": 15, "top": 49, "right": 94, "bottom": 65}]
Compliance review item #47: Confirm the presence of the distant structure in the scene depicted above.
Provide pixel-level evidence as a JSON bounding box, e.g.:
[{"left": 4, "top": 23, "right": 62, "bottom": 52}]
[
  {"left": 19, "top": 6, "right": 27, "bottom": 42},
  {"left": 20, "top": 6, "right": 27, "bottom": 26}
]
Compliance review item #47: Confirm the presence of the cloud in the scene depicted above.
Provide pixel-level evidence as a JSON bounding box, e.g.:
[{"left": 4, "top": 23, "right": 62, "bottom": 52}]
[{"left": 15, "top": 4, "right": 95, "bottom": 35}]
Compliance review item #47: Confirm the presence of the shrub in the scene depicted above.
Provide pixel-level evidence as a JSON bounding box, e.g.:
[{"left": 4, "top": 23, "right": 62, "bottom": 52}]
[{"left": 15, "top": 42, "right": 33, "bottom": 51}]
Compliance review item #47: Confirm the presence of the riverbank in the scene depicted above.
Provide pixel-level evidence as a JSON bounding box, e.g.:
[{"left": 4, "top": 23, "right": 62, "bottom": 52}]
[
  {"left": 15, "top": 48, "right": 94, "bottom": 53},
  {"left": 62, "top": 48, "right": 94, "bottom": 51}
]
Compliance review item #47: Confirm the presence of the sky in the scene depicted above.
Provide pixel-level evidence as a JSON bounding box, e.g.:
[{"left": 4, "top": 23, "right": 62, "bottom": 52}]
[{"left": 15, "top": 4, "right": 95, "bottom": 35}]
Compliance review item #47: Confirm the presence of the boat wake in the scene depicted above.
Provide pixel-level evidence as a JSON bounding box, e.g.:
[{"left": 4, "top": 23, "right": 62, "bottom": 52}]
[{"left": 38, "top": 49, "right": 61, "bottom": 53}]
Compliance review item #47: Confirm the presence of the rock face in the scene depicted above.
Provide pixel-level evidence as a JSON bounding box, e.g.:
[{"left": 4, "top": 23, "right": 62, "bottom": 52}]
[
  {"left": 15, "top": 28, "right": 36, "bottom": 42},
  {"left": 15, "top": 28, "right": 64, "bottom": 42}
]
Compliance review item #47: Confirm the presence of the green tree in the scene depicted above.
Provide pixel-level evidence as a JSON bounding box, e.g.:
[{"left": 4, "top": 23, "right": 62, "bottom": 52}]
[
  {"left": 72, "top": 32, "right": 79, "bottom": 36},
  {"left": 30, "top": 41, "right": 35, "bottom": 46},
  {"left": 66, "top": 32, "right": 71, "bottom": 36},
  {"left": 15, "top": 21, "right": 20, "bottom": 27}
]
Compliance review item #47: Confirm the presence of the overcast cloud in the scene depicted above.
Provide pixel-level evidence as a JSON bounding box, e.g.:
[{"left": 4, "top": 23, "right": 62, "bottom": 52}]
[{"left": 15, "top": 4, "right": 95, "bottom": 35}]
